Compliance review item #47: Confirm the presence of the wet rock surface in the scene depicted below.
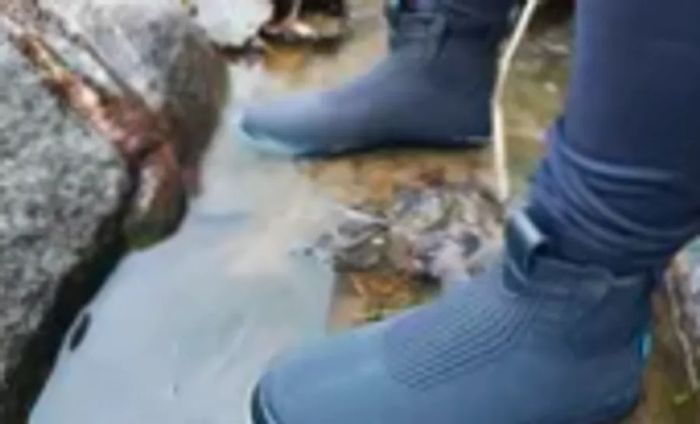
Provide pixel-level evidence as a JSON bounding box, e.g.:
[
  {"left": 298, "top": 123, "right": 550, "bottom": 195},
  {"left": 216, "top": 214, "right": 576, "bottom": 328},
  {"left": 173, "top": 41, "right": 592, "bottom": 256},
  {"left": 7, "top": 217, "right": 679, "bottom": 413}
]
[
  {"left": 624, "top": 265, "right": 700, "bottom": 423},
  {"left": 171, "top": 0, "right": 348, "bottom": 46},
  {"left": 687, "top": 268, "right": 700, "bottom": 343}
]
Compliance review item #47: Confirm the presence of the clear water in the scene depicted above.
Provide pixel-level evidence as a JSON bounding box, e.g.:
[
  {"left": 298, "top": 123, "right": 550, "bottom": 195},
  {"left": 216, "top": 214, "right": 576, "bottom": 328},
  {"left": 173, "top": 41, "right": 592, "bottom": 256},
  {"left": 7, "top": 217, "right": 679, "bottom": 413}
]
[{"left": 31, "top": 83, "right": 338, "bottom": 424}]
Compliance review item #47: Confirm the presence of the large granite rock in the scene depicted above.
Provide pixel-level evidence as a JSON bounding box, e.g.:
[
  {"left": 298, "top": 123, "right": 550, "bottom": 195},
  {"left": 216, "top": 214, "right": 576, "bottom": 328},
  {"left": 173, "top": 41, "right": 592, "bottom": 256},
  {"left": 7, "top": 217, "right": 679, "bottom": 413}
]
[
  {"left": 0, "top": 2, "right": 227, "bottom": 420},
  {"left": 41, "top": 0, "right": 271, "bottom": 46},
  {"left": 0, "top": 27, "right": 128, "bottom": 421},
  {"left": 40, "top": 0, "right": 228, "bottom": 242}
]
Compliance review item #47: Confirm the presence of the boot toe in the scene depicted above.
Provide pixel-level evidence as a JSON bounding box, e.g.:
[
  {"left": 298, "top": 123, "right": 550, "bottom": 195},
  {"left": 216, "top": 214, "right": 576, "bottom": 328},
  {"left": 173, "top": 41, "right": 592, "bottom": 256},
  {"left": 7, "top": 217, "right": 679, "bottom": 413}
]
[
  {"left": 252, "top": 323, "right": 394, "bottom": 424},
  {"left": 239, "top": 100, "right": 308, "bottom": 156},
  {"left": 239, "top": 93, "right": 349, "bottom": 156}
]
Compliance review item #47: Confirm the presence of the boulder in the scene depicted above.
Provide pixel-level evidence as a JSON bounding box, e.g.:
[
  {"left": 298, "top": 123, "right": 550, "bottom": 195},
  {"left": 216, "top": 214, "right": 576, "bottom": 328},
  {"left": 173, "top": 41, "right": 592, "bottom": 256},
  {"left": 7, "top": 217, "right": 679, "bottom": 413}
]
[
  {"left": 41, "top": 0, "right": 272, "bottom": 46},
  {"left": 0, "top": 26, "right": 128, "bottom": 421},
  {"left": 0, "top": 2, "right": 227, "bottom": 420},
  {"left": 39, "top": 0, "right": 228, "bottom": 242}
]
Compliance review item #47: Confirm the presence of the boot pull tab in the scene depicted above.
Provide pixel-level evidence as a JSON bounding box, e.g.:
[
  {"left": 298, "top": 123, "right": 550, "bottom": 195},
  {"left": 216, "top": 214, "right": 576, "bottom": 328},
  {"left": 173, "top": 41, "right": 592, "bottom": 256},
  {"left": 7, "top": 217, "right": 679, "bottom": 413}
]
[
  {"left": 640, "top": 331, "right": 653, "bottom": 362},
  {"left": 506, "top": 210, "right": 548, "bottom": 277},
  {"left": 385, "top": 0, "right": 402, "bottom": 27}
]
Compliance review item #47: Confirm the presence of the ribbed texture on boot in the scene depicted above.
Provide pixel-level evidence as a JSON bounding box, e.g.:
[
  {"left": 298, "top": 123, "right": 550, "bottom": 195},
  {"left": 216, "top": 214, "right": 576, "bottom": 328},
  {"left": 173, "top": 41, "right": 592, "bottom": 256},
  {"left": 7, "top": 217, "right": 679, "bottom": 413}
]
[{"left": 384, "top": 266, "right": 536, "bottom": 390}]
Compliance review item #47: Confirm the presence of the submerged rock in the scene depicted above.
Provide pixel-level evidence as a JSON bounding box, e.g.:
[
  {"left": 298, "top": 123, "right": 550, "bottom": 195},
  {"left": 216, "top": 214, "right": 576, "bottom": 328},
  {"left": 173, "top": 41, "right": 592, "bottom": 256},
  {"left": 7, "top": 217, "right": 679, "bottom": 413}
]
[{"left": 315, "top": 182, "right": 502, "bottom": 285}]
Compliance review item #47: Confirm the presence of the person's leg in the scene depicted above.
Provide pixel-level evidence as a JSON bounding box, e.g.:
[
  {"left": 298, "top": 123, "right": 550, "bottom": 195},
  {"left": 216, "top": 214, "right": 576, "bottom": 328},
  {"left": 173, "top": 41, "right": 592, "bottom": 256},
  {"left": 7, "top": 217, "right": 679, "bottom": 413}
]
[
  {"left": 238, "top": 0, "right": 517, "bottom": 156},
  {"left": 250, "top": 1, "right": 700, "bottom": 423},
  {"left": 530, "top": 0, "right": 700, "bottom": 275}
]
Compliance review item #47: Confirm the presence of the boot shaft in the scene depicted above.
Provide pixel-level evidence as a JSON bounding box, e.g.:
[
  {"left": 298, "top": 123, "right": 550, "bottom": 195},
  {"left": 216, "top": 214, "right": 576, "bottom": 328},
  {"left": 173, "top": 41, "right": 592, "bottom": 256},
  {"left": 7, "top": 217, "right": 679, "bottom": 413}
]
[
  {"left": 504, "top": 211, "right": 656, "bottom": 356},
  {"left": 398, "top": 0, "right": 517, "bottom": 22},
  {"left": 385, "top": 0, "right": 512, "bottom": 55}
]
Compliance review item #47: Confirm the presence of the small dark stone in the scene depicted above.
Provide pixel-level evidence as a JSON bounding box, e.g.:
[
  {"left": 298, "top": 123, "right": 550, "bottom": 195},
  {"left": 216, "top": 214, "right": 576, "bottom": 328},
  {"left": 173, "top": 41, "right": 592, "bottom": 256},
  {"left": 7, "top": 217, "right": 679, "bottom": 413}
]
[{"left": 68, "top": 313, "right": 91, "bottom": 352}]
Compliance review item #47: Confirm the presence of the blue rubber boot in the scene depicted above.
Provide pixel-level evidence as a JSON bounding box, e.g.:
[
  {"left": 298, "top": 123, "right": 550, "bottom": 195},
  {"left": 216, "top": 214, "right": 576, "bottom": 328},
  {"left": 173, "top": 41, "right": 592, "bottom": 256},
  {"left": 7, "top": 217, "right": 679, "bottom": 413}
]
[
  {"left": 239, "top": 0, "right": 515, "bottom": 156},
  {"left": 251, "top": 210, "right": 654, "bottom": 424}
]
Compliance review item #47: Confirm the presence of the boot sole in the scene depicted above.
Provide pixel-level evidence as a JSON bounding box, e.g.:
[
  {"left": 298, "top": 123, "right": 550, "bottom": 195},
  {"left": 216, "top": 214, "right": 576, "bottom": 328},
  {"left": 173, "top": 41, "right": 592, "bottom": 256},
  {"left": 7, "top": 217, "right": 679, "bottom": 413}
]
[
  {"left": 250, "top": 384, "right": 638, "bottom": 424},
  {"left": 251, "top": 386, "right": 281, "bottom": 424},
  {"left": 236, "top": 125, "right": 301, "bottom": 157},
  {"left": 235, "top": 122, "right": 491, "bottom": 158}
]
